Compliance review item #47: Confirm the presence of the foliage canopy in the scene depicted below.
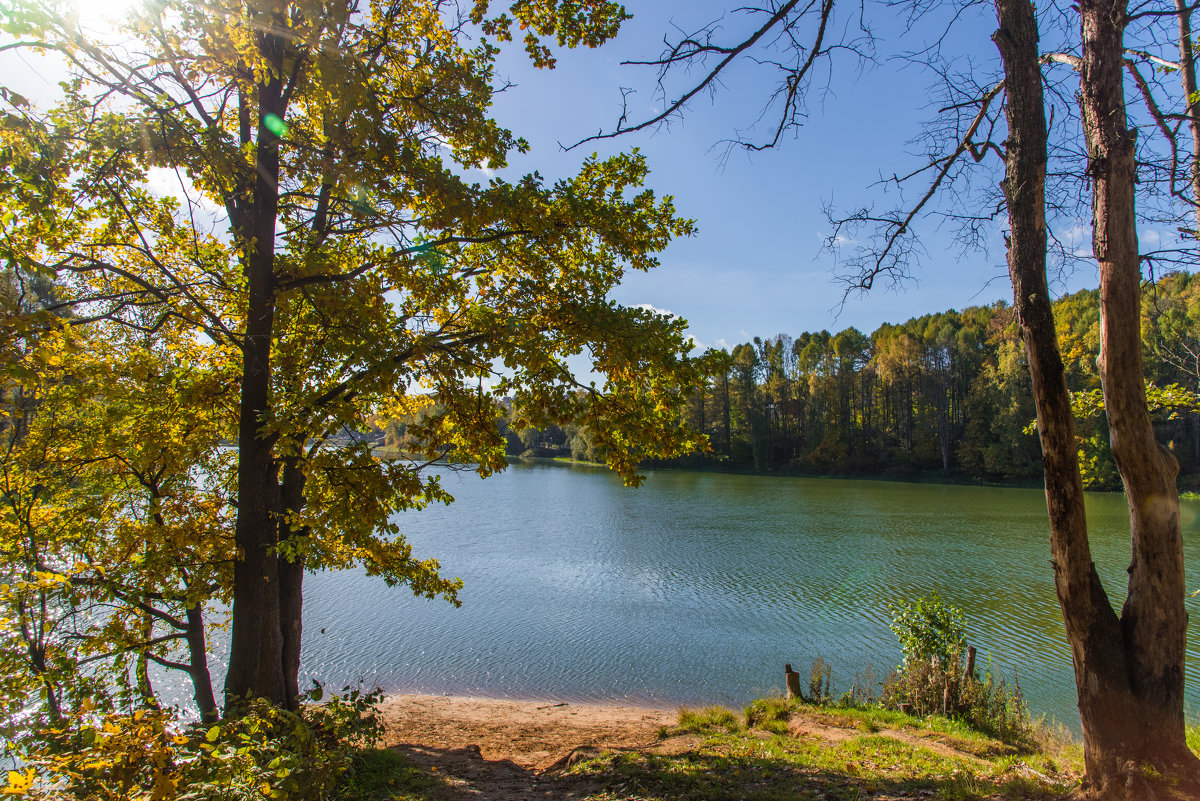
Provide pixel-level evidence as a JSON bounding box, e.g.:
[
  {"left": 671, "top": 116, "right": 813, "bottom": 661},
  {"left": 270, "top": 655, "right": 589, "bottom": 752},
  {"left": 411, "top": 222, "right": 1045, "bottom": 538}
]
[{"left": 0, "top": 0, "right": 703, "bottom": 791}]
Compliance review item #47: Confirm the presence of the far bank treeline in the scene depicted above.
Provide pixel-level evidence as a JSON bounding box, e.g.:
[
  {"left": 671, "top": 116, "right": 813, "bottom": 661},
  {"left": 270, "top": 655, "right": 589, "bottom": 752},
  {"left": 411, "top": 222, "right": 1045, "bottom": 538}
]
[{"left": 379, "top": 272, "right": 1200, "bottom": 491}]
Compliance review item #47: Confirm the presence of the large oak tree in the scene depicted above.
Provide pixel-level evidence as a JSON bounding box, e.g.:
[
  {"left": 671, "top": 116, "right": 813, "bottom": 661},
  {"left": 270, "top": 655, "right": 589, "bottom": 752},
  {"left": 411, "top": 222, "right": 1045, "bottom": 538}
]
[{"left": 1, "top": 0, "right": 703, "bottom": 721}]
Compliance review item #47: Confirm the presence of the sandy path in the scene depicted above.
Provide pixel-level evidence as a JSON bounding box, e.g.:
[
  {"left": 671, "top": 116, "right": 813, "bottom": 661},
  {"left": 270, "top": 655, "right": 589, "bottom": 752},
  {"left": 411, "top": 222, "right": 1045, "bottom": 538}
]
[
  {"left": 376, "top": 694, "right": 676, "bottom": 771},
  {"left": 375, "top": 695, "right": 681, "bottom": 801}
]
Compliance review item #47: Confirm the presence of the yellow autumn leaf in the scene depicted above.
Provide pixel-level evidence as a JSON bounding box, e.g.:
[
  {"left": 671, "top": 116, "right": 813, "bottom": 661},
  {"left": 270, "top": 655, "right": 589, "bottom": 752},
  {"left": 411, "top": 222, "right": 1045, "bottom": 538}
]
[{"left": 2, "top": 769, "right": 35, "bottom": 795}]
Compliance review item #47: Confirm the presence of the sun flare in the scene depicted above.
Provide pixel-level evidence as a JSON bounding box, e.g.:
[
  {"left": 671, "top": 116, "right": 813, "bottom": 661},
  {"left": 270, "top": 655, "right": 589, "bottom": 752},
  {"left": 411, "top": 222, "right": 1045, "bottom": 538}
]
[{"left": 69, "top": 0, "right": 147, "bottom": 35}]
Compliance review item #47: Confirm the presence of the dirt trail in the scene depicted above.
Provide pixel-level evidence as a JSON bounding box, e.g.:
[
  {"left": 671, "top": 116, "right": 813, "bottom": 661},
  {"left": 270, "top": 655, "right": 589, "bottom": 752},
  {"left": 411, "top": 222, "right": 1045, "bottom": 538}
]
[
  {"left": 376, "top": 695, "right": 680, "bottom": 801},
  {"left": 377, "top": 695, "right": 676, "bottom": 771}
]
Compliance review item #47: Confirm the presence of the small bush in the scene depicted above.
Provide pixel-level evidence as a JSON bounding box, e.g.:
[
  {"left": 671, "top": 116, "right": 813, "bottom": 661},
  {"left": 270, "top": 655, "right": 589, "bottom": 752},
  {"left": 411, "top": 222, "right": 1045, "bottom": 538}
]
[
  {"left": 887, "top": 591, "right": 965, "bottom": 668},
  {"left": 883, "top": 595, "right": 1034, "bottom": 748}
]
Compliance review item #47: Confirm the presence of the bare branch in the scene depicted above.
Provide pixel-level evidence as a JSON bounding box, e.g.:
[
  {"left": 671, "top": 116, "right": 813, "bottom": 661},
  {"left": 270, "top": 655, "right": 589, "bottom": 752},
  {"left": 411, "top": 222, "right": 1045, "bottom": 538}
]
[
  {"left": 564, "top": 0, "right": 833, "bottom": 150},
  {"left": 832, "top": 81, "right": 1004, "bottom": 294}
]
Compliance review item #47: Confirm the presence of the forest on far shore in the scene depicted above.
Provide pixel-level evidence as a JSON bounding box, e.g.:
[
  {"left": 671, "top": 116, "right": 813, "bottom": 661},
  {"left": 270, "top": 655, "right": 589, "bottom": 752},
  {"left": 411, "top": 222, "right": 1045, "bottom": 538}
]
[{"left": 411, "top": 271, "right": 1200, "bottom": 491}]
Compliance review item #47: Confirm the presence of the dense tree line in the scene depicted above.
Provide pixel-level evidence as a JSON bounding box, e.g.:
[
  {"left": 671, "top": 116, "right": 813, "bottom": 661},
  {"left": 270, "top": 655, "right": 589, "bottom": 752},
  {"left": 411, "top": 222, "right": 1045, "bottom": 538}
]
[{"left": 638, "top": 271, "right": 1200, "bottom": 489}]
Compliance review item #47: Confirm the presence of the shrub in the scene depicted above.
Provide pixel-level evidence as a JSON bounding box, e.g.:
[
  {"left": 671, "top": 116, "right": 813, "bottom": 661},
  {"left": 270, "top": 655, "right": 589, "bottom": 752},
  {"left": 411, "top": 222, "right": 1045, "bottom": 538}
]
[
  {"left": 6, "top": 686, "right": 383, "bottom": 800},
  {"left": 882, "top": 594, "right": 1034, "bottom": 748},
  {"left": 887, "top": 591, "right": 966, "bottom": 668}
]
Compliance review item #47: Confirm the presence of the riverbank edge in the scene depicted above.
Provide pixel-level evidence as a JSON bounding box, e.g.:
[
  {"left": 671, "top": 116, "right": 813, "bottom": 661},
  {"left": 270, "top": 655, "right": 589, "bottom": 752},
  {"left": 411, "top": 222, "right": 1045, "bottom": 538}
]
[{"left": 360, "top": 692, "right": 1088, "bottom": 801}]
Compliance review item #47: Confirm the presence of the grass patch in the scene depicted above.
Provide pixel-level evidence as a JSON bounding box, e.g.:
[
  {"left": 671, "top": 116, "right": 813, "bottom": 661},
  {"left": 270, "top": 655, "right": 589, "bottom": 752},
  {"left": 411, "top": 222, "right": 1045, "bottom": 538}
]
[
  {"left": 744, "top": 696, "right": 801, "bottom": 734},
  {"left": 335, "top": 748, "right": 445, "bottom": 801},
  {"left": 667, "top": 706, "right": 743, "bottom": 735},
  {"left": 572, "top": 720, "right": 1078, "bottom": 801}
]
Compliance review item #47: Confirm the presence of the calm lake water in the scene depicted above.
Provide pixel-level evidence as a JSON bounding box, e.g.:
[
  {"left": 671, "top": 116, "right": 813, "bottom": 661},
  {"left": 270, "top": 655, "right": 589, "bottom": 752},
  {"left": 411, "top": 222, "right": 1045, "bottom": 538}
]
[{"left": 292, "top": 461, "right": 1200, "bottom": 731}]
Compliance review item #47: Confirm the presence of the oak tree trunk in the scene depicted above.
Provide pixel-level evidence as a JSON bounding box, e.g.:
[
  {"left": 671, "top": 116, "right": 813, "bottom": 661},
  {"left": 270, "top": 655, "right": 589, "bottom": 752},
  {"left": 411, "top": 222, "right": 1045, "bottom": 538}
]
[
  {"left": 995, "top": 1, "right": 1200, "bottom": 796},
  {"left": 279, "top": 459, "right": 308, "bottom": 712},
  {"left": 223, "top": 242, "right": 285, "bottom": 708},
  {"left": 223, "top": 32, "right": 290, "bottom": 709}
]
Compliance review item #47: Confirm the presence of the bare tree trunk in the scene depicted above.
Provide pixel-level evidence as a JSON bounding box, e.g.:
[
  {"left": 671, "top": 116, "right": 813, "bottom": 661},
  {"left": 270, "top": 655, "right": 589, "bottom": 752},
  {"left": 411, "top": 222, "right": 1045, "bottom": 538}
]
[
  {"left": 1078, "top": 0, "right": 1200, "bottom": 789},
  {"left": 996, "top": 1, "right": 1200, "bottom": 796}
]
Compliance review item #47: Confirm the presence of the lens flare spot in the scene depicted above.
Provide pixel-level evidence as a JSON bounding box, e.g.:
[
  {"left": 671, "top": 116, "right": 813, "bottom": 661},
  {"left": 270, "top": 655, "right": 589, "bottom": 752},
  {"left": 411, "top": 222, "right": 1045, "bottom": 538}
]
[{"left": 263, "top": 113, "right": 289, "bottom": 138}]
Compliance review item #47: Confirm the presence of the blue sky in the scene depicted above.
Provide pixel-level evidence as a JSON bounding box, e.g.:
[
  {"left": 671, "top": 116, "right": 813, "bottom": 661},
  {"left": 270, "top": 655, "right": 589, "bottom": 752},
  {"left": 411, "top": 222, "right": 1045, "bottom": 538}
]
[{"left": 480, "top": 1, "right": 1103, "bottom": 352}]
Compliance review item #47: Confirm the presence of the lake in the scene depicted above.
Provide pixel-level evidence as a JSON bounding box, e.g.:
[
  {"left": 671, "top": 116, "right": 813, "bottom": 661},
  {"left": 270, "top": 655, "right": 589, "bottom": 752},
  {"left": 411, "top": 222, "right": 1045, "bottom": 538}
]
[{"left": 290, "top": 461, "right": 1200, "bottom": 731}]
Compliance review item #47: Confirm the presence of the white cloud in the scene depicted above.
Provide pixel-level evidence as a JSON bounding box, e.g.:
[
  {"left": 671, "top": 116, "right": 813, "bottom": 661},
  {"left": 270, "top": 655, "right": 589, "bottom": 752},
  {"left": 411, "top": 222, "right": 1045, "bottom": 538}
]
[
  {"left": 1060, "top": 222, "right": 1089, "bottom": 245},
  {"left": 687, "top": 335, "right": 732, "bottom": 353},
  {"left": 635, "top": 302, "right": 678, "bottom": 319}
]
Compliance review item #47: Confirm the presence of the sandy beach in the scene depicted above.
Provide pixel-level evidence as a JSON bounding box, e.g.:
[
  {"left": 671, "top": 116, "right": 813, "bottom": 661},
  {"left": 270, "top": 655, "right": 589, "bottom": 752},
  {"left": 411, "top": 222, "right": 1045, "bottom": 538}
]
[{"left": 376, "top": 694, "right": 679, "bottom": 771}]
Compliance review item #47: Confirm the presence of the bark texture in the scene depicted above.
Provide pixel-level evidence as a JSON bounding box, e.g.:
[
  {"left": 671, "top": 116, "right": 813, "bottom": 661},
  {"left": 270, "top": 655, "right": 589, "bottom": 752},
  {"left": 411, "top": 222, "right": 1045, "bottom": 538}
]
[
  {"left": 279, "top": 459, "right": 308, "bottom": 712},
  {"left": 995, "top": 1, "right": 1200, "bottom": 796},
  {"left": 184, "top": 603, "right": 219, "bottom": 723},
  {"left": 223, "top": 18, "right": 291, "bottom": 710}
]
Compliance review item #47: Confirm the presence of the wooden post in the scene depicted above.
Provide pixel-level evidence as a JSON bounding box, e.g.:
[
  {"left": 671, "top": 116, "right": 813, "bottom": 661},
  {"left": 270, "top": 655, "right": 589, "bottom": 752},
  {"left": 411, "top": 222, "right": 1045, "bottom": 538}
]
[
  {"left": 964, "top": 646, "right": 976, "bottom": 681},
  {"left": 785, "top": 663, "right": 801, "bottom": 699}
]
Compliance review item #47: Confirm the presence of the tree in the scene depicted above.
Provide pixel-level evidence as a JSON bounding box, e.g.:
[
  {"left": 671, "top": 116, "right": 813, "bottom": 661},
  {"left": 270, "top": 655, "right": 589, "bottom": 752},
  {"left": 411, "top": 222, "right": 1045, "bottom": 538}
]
[
  {"left": 991, "top": 1, "right": 1199, "bottom": 793},
  {"left": 579, "top": 0, "right": 1200, "bottom": 794},
  {"left": 0, "top": 314, "right": 233, "bottom": 729},
  {"left": 3, "top": 0, "right": 703, "bottom": 722}
]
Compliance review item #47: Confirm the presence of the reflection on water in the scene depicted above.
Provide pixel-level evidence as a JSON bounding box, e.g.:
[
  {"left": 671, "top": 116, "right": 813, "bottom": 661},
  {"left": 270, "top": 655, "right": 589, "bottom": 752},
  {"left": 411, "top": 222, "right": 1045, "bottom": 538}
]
[{"left": 297, "top": 462, "right": 1200, "bottom": 731}]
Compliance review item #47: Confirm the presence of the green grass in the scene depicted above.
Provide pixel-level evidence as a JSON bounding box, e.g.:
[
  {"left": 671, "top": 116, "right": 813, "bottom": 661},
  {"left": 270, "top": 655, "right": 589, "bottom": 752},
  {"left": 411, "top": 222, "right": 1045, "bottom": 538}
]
[
  {"left": 333, "top": 707, "right": 1196, "bottom": 801},
  {"left": 570, "top": 699, "right": 1081, "bottom": 801},
  {"left": 671, "top": 705, "right": 743, "bottom": 734},
  {"left": 334, "top": 749, "right": 446, "bottom": 801},
  {"left": 573, "top": 726, "right": 1074, "bottom": 800}
]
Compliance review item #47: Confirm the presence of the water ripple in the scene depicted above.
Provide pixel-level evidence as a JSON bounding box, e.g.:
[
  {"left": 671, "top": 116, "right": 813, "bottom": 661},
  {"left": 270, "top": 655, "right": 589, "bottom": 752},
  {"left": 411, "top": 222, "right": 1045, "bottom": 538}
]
[{"left": 292, "top": 464, "right": 1200, "bottom": 732}]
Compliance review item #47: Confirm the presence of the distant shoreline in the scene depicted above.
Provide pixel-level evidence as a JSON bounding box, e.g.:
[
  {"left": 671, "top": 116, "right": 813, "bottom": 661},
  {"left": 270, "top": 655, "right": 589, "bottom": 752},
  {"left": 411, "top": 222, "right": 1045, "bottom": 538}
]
[
  {"left": 371, "top": 449, "right": 1200, "bottom": 497},
  {"left": 510, "top": 453, "right": 1055, "bottom": 491}
]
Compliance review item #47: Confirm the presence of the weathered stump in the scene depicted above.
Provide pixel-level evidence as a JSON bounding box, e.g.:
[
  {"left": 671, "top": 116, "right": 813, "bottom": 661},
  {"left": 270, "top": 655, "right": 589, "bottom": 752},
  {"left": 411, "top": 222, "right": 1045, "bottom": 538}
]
[{"left": 785, "top": 663, "right": 801, "bottom": 699}]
